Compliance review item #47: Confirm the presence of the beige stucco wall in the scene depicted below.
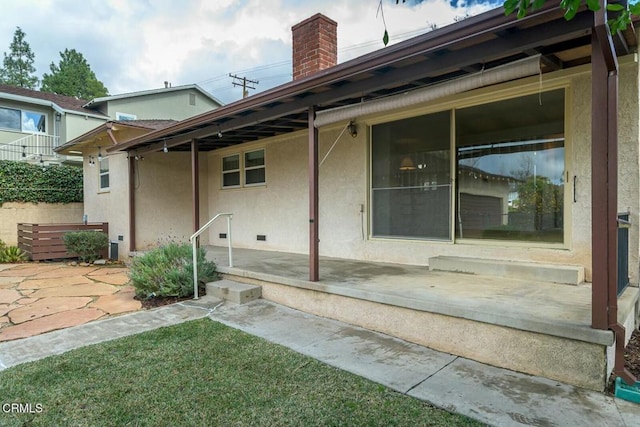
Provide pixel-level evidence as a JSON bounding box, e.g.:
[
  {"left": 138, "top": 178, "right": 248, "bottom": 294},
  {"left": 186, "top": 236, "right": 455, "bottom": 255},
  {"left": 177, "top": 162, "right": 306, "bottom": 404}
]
[
  {"left": 206, "top": 58, "right": 640, "bottom": 282},
  {"left": 82, "top": 150, "right": 130, "bottom": 258},
  {"left": 0, "top": 202, "right": 83, "bottom": 246},
  {"left": 105, "top": 91, "right": 218, "bottom": 121},
  {"left": 82, "top": 149, "right": 211, "bottom": 259},
  {"left": 134, "top": 151, "right": 210, "bottom": 250},
  {"left": 62, "top": 114, "right": 107, "bottom": 144}
]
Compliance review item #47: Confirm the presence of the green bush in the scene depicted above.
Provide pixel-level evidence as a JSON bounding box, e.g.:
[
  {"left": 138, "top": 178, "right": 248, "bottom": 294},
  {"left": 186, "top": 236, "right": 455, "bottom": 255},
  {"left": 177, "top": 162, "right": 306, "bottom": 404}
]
[
  {"left": 63, "top": 231, "right": 109, "bottom": 262},
  {"left": 129, "top": 242, "right": 218, "bottom": 299},
  {"left": 0, "top": 160, "right": 82, "bottom": 204},
  {"left": 0, "top": 245, "right": 27, "bottom": 263}
]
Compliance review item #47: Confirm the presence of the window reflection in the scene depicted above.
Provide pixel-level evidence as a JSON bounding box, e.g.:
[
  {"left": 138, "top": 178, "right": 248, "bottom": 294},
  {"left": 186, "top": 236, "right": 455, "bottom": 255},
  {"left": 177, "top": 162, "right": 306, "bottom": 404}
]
[{"left": 456, "top": 90, "right": 565, "bottom": 242}]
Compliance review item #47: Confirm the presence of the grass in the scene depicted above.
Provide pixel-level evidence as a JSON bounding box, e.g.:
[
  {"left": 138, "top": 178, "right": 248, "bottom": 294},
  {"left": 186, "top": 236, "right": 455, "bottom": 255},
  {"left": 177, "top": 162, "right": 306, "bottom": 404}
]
[{"left": 0, "top": 319, "right": 482, "bottom": 427}]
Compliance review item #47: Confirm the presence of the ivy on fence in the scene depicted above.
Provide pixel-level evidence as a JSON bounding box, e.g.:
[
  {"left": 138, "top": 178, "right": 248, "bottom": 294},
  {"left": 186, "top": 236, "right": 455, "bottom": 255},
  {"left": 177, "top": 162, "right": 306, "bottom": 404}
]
[{"left": 0, "top": 160, "right": 83, "bottom": 204}]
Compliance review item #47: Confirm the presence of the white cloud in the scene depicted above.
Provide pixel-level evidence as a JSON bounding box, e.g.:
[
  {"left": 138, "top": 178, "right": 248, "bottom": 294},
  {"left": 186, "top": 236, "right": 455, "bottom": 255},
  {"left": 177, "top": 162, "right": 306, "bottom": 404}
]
[{"left": 0, "top": 0, "right": 500, "bottom": 103}]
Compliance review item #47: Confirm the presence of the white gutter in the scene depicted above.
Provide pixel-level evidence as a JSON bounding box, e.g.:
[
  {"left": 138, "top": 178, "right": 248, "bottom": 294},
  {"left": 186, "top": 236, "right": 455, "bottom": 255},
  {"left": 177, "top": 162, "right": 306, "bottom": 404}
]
[
  {"left": 0, "top": 92, "right": 65, "bottom": 114},
  {"left": 314, "top": 55, "right": 541, "bottom": 128},
  {"left": 0, "top": 92, "right": 108, "bottom": 120}
]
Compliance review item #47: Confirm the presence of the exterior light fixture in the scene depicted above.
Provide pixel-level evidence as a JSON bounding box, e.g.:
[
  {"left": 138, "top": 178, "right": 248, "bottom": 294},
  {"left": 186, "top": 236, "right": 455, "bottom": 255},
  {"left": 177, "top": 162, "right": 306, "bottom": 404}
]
[
  {"left": 98, "top": 147, "right": 102, "bottom": 162},
  {"left": 21, "top": 145, "right": 26, "bottom": 158},
  {"left": 163, "top": 141, "right": 168, "bottom": 153},
  {"left": 348, "top": 121, "right": 357, "bottom": 138}
]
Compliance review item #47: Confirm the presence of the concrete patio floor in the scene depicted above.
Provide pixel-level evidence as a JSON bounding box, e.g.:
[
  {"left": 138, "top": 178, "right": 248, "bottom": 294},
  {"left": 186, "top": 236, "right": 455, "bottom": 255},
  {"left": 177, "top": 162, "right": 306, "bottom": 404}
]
[
  {"left": 205, "top": 245, "right": 639, "bottom": 347},
  {"left": 0, "top": 263, "right": 140, "bottom": 342}
]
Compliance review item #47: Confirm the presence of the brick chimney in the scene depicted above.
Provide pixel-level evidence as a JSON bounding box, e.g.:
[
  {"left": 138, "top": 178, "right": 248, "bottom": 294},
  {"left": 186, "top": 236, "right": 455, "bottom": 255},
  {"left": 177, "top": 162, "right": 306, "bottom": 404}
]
[{"left": 292, "top": 13, "right": 337, "bottom": 80}]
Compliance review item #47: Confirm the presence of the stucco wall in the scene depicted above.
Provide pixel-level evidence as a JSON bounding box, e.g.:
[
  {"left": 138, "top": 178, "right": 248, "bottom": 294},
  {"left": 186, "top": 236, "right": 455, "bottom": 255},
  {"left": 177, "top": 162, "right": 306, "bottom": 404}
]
[
  {"left": 82, "top": 150, "right": 130, "bottom": 258},
  {"left": 63, "top": 114, "right": 107, "bottom": 143},
  {"left": 134, "top": 151, "right": 210, "bottom": 249},
  {"left": 82, "top": 150, "right": 210, "bottom": 258},
  {"left": 205, "top": 59, "right": 640, "bottom": 282},
  {"left": 0, "top": 202, "right": 84, "bottom": 245},
  {"left": 105, "top": 91, "right": 218, "bottom": 121}
]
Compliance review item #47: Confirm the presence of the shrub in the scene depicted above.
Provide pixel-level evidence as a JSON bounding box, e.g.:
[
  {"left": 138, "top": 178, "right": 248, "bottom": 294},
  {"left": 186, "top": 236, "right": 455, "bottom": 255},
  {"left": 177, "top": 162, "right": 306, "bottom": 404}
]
[
  {"left": 0, "top": 246, "right": 27, "bottom": 263},
  {"left": 0, "top": 160, "right": 82, "bottom": 204},
  {"left": 129, "top": 242, "right": 218, "bottom": 299},
  {"left": 63, "top": 231, "right": 109, "bottom": 262}
]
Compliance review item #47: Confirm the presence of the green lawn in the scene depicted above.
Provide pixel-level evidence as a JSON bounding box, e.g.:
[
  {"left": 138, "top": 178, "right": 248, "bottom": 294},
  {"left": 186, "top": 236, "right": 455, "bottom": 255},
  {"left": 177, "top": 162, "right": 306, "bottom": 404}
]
[{"left": 0, "top": 319, "right": 482, "bottom": 426}]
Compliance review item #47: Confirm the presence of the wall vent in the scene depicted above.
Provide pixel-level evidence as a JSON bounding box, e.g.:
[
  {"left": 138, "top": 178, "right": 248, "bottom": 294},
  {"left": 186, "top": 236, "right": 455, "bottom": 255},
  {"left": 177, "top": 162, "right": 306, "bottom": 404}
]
[{"left": 257, "top": 235, "right": 267, "bottom": 241}]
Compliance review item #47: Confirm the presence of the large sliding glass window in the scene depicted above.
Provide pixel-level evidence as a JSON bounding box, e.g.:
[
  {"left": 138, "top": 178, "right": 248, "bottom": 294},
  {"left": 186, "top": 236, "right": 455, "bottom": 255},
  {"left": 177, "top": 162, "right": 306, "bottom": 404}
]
[
  {"left": 456, "top": 89, "right": 565, "bottom": 243},
  {"left": 370, "top": 88, "right": 565, "bottom": 244},
  {"left": 371, "top": 111, "right": 451, "bottom": 240}
]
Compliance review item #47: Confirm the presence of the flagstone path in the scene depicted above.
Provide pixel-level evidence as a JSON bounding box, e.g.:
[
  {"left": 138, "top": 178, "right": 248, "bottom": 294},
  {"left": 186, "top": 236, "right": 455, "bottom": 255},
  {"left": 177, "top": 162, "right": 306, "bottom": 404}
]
[{"left": 0, "top": 263, "right": 141, "bottom": 342}]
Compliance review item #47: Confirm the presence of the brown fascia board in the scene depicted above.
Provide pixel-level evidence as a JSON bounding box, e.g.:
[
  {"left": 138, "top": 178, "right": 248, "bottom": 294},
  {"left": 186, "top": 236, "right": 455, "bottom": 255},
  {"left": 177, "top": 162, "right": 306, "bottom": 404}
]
[
  {"left": 56, "top": 121, "right": 161, "bottom": 154},
  {"left": 110, "top": 3, "right": 566, "bottom": 153}
]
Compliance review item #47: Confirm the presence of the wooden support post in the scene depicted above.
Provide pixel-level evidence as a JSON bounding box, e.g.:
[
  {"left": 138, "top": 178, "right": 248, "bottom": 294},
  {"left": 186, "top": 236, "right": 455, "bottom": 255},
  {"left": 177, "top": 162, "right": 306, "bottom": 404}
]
[
  {"left": 191, "top": 139, "right": 200, "bottom": 237},
  {"left": 128, "top": 155, "right": 136, "bottom": 252},
  {"left": 309, "top": 106, "right": 319, "bottom": 281}
]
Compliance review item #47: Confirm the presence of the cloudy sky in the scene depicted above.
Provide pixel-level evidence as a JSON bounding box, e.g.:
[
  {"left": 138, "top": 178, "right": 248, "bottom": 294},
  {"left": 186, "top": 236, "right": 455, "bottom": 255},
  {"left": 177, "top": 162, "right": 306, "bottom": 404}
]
[{"left": 0, "top": 0, "right": 500, "bottom": 104}]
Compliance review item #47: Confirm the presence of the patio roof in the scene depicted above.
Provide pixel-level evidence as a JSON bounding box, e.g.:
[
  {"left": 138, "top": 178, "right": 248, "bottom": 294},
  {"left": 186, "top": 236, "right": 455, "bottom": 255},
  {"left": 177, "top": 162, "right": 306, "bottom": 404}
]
[{"left": 108, "top": 3, "right": 636, "bottom": 155}]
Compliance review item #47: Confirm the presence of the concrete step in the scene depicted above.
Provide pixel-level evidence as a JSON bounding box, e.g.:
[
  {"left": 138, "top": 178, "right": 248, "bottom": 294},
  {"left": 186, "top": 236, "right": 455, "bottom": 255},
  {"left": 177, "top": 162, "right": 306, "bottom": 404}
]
[
  {"left": 206, "top": 279, "right": 262, "bottom": 304},
  {"left": 428, "top": 256, "right": 585, "bottom": 285}
]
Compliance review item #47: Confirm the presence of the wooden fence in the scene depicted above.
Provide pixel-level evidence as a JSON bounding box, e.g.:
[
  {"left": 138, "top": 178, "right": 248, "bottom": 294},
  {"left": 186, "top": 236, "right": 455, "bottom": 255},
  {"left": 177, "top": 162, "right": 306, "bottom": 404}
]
[{"left": 18, "top": 223, "right": 109, "bottom": 261}]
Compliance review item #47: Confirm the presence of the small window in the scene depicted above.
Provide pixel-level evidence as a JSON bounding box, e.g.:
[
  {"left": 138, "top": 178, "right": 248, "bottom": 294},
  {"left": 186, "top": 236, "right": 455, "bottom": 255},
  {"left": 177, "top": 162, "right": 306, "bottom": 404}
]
[
  {"left": 189, "top": 93, "right": 196, "bottom": 106},
  {"left": 244, "top": 149, "right": 265, "bottom": 185},
  {"left": 116, "top": 112, "right": 136, "bottom": 121},
  {"left": 222, "top": 154, "right": 240, "bottom": 187},
  {"left": 99, "top": 157, "right": 110, "bottom": 190}
]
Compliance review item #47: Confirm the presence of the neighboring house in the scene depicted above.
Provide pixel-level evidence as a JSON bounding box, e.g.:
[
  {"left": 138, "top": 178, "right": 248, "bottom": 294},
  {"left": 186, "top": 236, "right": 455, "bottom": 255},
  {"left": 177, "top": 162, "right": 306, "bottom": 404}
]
[
  {"left": 1, "top": 84, "right": 222, "bottom": 164},
  {"left": 0, "top": 84, "right": 107, "bottom": 164},
  {"left": 63, "top": 7, "right": 640, "bottom": 391}
]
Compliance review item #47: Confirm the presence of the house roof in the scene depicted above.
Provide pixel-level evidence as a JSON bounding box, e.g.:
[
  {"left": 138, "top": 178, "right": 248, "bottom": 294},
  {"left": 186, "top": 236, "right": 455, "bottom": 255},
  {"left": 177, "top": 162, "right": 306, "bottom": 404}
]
[
  {"left": 0, "top": 84, "right": 104, "bottom": 115},
  {"left": 55, "top": 119, "right": 177, "bottom": 155},
  {"left": 109, "top": 4, "right": 638, "bottom": 155},
  {"left": 82, "top": 84, "right": 223, "bottom": 108}
]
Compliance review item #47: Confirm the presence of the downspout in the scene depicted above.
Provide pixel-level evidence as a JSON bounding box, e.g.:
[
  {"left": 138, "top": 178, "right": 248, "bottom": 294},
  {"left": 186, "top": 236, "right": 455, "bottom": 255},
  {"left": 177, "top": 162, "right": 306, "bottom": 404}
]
[{"left": 592, "top": 4, "right": 637, "bottom": 386}]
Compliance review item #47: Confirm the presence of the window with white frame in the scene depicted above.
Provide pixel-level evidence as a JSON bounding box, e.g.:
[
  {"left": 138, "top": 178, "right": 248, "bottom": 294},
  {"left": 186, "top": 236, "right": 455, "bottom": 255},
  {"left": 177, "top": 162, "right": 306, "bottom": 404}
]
[
  {"left": 244, "top": 149, "right": 265, "bottom": 185},
  {"left": 115, "top": 112, "right": 137, "bottom": 121},
  {"left": 221, "top": 149, "right": 266, "bottom": 188},
  {"left": 222, "top": 154, "right": 240, "bottom": 187},
  {"left": 0, "top": 107, "right": 46, "bottom": 133},
  {"left": 99, "top": 157, "right": 110, "bottom": 191}
]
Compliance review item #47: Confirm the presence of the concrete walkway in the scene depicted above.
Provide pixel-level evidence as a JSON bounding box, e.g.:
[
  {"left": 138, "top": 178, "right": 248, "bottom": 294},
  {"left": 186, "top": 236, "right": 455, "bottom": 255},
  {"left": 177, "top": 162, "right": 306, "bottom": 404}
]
[
  {"left": 0, "top": 263, "right": 141, "bottom": 342},
  {"left": 0, "top": 296, "right": 638, "bottom": 426}
]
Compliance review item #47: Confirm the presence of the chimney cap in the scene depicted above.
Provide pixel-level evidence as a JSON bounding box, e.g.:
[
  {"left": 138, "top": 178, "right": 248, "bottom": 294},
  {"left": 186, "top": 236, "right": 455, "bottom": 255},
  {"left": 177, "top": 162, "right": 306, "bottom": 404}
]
[{"left": 291, "top": 13, "right": 337, "bottom": 31}]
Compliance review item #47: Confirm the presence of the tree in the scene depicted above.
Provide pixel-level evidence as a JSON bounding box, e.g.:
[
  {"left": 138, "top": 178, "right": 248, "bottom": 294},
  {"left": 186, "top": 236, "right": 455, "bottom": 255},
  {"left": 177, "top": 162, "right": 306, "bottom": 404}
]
[
  {"left": 503, "top": 0, "right": 640, "bottom": 33},
  {"left": 41, "top": 48, "right": 108, "bottom": 99},
  {"left": 0, "top": 27, "right": 38, "bottom": 89}
]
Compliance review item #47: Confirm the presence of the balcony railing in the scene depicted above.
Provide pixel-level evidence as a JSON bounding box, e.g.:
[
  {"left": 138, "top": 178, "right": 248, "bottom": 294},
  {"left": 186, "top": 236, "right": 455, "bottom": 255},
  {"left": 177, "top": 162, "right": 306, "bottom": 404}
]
[{"left": 0, "top": 133, "right": 60, "bottom": 162}]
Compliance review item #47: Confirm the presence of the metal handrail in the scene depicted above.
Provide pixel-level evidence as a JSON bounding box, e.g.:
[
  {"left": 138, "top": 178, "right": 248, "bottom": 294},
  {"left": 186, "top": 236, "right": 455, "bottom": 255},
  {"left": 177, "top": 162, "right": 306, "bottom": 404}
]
[{"left": 190, "top": 212, "right": 233, "bottom": 299}]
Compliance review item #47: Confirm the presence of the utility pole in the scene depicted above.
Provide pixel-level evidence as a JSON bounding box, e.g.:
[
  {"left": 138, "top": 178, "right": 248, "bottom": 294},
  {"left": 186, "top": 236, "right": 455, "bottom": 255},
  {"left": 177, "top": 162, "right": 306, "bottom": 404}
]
[{"left": 229, "top": 73, "right": 259, "bottom": 99}]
